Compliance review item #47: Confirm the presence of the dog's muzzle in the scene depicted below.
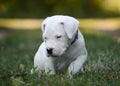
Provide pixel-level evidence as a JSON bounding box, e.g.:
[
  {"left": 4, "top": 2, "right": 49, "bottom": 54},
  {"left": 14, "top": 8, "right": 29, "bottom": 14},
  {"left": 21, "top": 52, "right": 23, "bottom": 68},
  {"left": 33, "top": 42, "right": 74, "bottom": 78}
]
[{"left": 46, "top": 48, "right": 53, "bottom": 55}]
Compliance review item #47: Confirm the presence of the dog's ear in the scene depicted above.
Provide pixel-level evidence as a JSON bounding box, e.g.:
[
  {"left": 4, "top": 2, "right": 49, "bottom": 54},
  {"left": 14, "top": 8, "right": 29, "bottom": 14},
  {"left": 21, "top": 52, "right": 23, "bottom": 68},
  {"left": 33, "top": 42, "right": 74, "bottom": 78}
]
[
  {"left": 41, "top": 23, "right": 46, "bottom": 33},
  {"left": 61, "top": 18, "right": 79, "bottom": 39},
  {"left": 41, "top": 17, "right": 50, "bottom": 33}
]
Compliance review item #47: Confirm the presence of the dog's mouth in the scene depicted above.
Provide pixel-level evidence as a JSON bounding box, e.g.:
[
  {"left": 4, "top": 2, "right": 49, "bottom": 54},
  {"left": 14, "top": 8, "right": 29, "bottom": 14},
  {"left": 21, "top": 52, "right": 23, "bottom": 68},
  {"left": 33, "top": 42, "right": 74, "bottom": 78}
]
[
  {"left": 47, "top": 51, "right": 64, "bottom": 57},
  {"left": 47, "top": 54, "right": 59, "bottom": 58}
]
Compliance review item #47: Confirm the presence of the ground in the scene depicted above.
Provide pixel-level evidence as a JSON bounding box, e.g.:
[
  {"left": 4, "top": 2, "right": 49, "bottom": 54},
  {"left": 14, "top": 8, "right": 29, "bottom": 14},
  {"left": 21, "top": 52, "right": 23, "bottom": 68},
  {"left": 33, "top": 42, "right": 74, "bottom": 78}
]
[{"left": 0, "top": 19, "right": 120, "bottom": 86}]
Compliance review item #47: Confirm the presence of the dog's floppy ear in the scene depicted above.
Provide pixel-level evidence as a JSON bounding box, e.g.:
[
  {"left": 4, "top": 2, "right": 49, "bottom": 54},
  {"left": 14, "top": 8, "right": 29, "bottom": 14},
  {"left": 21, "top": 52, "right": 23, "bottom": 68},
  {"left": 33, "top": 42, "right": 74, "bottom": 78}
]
[
  {"left": 41, "top": 23, "right": 46, "bottom": 33},
  {"left": 41, "top": 17, "right": 50, "bottom": 33},
  {"left": 61, "top": 18, "right": 79, "bottom": 39}
]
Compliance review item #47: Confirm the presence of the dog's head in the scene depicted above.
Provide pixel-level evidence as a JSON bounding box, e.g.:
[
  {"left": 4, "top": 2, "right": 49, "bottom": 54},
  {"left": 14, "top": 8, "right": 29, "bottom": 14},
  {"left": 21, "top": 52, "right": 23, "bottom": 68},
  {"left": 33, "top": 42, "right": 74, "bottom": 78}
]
[{"left": 41, "top": 15, "right": 79, "bottom": 57}]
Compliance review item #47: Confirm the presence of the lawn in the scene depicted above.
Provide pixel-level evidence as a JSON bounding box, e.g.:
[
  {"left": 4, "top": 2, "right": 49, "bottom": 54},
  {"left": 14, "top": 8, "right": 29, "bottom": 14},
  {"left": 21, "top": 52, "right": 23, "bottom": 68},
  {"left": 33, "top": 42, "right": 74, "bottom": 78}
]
[{"left": 0, "top": 28, "right": 120, "bottom": 86}]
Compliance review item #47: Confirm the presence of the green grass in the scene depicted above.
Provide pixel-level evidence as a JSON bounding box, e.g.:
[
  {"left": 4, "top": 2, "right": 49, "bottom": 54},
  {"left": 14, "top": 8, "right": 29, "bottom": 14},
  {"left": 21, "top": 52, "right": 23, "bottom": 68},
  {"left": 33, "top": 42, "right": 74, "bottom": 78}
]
[{"left": 0, "top": 28, "right": 120, "bottom": 86}]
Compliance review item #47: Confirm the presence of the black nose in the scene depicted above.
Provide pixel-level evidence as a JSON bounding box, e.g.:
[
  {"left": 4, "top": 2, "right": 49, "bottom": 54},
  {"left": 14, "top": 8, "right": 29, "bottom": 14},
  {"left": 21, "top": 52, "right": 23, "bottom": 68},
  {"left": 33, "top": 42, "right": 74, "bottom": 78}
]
[{"left": 47, "top": 48, "right": 53, "bottom": 54}]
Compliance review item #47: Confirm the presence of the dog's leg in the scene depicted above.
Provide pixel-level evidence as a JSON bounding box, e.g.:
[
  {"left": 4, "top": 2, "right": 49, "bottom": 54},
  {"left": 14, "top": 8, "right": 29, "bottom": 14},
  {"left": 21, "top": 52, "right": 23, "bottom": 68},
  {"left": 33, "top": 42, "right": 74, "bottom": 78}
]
[
  {"left": 68, "top": 55, "right": 87, "bottom": 78},
  {"left": 45, "top": 57, "right": 56, "bottom": 75}
]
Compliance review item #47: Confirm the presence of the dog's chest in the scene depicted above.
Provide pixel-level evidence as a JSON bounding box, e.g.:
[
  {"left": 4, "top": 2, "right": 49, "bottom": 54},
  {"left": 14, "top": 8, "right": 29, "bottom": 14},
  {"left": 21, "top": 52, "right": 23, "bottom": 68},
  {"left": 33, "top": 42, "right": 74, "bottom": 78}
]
[{"left": 53, "top": 56, "right": 74, "bottom": 72}]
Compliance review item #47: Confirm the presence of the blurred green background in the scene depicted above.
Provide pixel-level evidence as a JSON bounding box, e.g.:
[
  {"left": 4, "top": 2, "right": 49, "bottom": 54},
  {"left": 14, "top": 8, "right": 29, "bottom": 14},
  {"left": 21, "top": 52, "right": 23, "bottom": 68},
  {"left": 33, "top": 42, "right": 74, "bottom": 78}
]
[
  {"left": 0, "top": 0, "right": 120, "bottom": 85},
  {"left": 0, "top": 0, "right": 120, "bottom": 18}
]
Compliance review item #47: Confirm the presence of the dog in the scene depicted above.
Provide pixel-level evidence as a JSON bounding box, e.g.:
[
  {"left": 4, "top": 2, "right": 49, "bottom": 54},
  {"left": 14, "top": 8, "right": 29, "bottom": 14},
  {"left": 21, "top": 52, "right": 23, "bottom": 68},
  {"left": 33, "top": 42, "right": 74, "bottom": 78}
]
[{"left": 34, "top": 15, "right": 87, "bottom": 78}]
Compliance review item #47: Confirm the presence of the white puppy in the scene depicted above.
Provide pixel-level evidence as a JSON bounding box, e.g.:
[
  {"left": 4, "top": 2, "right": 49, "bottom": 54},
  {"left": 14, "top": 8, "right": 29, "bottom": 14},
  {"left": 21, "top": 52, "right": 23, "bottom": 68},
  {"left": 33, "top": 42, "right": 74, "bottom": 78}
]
[{"left": 34, "top": 15, "right": 87, "bottom": 78}]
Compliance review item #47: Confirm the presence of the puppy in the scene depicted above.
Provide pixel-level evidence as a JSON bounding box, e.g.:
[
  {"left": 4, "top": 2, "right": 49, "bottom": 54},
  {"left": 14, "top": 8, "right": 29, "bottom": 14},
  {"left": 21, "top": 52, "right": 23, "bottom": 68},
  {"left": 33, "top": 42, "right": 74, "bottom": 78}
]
[{"left": 34, "top": 15, "right": 87, "bottom": 78}]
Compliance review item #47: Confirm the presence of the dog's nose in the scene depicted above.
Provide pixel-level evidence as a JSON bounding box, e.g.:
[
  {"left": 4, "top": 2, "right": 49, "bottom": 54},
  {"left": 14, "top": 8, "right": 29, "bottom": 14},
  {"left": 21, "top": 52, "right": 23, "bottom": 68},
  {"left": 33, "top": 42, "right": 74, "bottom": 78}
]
[{"left": 46, "top": 48, "right": 53, "bottom": 54}]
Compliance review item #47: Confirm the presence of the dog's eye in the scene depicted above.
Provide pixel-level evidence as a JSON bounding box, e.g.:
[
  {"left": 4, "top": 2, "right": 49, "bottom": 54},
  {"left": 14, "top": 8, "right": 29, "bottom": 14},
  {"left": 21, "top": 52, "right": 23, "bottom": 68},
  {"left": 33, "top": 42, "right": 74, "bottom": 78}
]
[
  {"left": 44, "top": 37, "right": 47, "bottom": 40},
  {"left": 56, "top": 35, "right": 62, "bottom": 39}
]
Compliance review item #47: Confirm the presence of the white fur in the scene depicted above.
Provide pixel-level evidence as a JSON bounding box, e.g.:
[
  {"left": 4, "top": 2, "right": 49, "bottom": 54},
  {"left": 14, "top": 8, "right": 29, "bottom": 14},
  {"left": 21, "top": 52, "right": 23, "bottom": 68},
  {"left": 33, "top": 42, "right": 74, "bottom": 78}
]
[{"left": 34, "top": 15, "right": 87, "bottom": 78}]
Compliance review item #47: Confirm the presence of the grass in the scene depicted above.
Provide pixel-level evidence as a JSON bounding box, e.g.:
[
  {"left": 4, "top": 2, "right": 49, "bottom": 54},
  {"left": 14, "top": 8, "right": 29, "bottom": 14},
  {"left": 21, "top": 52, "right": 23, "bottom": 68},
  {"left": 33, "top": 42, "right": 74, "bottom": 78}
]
[
  {"left": 0, "top": 18, "right": 120, "bottom": 30},
  {"left": 0, "top": 28, "right": 120, "bottom": 86}
]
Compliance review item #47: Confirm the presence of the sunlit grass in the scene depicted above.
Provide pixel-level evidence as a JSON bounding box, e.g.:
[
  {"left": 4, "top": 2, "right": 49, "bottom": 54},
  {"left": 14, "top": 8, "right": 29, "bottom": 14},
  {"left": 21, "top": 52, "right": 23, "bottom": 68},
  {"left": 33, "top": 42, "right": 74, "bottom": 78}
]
[
  {"left": 0, "top": 19, "right": 42, "bottom": 29},
  {"left": 0, "top": 18, "right": 120, "bottom": 30},
  {"left": 79, "top": 18, "right": 120, "bottom": 31}
]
